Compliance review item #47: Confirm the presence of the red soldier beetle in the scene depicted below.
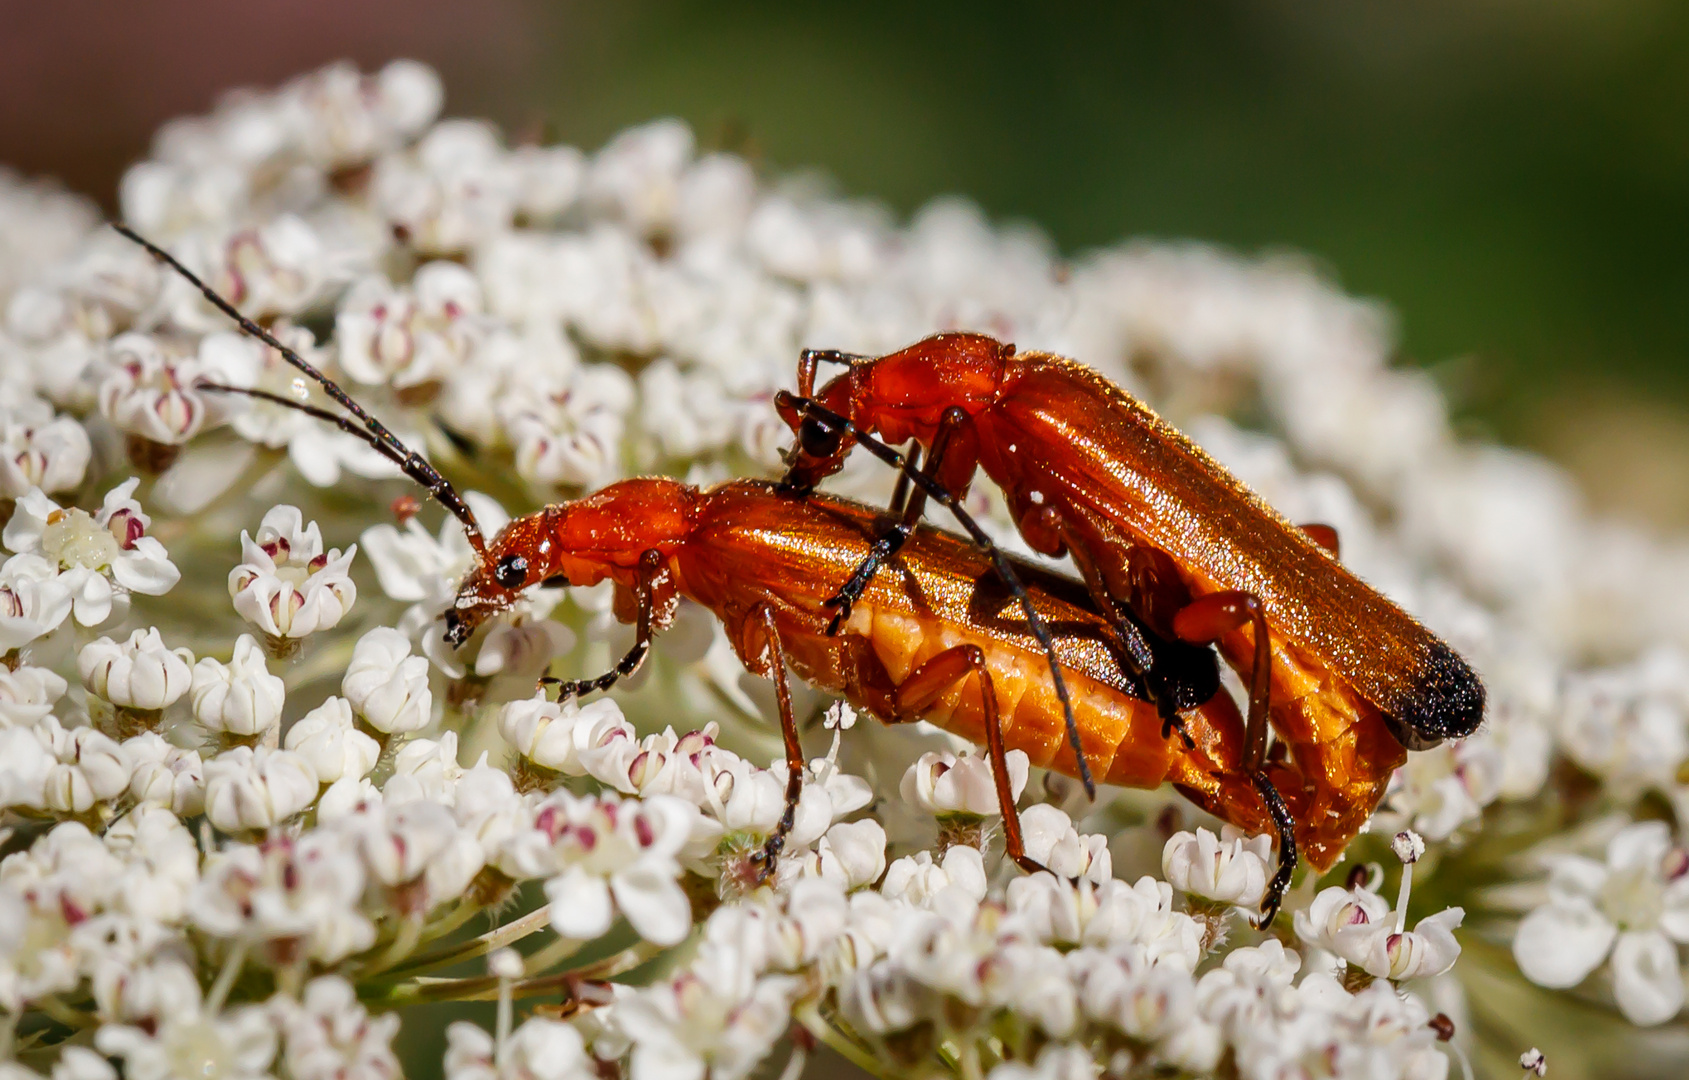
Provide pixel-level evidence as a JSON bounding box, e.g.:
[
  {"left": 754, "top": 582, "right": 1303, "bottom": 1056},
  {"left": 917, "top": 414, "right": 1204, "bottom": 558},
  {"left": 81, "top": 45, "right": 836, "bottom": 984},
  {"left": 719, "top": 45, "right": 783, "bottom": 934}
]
[
  {"left": 775, "top": 332, "right": 1486, "bottom": 878},
  {"left": 118, "top": 226, "right": 1311, "bottom": 921}
]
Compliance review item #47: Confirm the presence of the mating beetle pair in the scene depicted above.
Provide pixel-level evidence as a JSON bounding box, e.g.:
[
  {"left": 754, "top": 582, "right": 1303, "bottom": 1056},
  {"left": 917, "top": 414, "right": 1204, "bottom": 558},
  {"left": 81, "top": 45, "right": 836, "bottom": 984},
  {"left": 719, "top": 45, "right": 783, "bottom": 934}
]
[{"left": 118, "top": 226, "right": 1483, "bottom": 925}]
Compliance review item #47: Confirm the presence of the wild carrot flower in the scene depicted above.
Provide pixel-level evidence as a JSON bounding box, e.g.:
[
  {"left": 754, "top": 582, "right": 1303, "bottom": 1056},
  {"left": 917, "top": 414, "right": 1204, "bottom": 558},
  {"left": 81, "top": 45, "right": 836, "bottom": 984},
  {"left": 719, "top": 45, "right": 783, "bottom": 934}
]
[{"left": 0, "top": 56, "right": 1668, "bottom": 1080}]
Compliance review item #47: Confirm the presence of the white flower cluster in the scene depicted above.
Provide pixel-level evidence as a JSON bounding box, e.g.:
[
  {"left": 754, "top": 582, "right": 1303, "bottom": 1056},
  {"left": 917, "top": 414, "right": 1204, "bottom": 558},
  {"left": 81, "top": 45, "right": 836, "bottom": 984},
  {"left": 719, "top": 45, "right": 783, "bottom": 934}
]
[{"left": 0, "top": 54, "right": 1682, "bottom": 1078}]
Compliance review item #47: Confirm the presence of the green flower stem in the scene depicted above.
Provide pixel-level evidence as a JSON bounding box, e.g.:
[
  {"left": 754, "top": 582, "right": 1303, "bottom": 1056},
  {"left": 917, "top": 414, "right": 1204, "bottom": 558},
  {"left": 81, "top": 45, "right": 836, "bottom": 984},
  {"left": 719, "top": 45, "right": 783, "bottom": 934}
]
[
  {"left": 796, "top": 1003, "right": 902, "bottom": 1080},
  {"left": 418, "top": 898, "right": 482, "bottom": 946},
  {"left": 360, "top": 916, "right": 424, "bottom": 977},
  {"left": 371, "top": 940, "right": 668, "bottom": 1006},
  {"left": 379, "top": 904, "right": 554, "bottom": 978},
  {"left": 35, "top": 995, "right": 95, "bottom": 1032},
  {"left": 205, "top": 940, "right": 249, "bottom": 1013},
  {"left": 520, "top": 932, "right": 584, "bottom": 975}
]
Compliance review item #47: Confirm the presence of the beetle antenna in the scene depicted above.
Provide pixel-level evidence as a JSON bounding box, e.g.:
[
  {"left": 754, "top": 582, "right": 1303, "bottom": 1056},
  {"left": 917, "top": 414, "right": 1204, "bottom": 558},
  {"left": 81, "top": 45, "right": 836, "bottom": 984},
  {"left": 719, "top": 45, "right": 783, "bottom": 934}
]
[
  {"left": 776, "top": 391, "right": 1095, "bottom": 798},
  {"left": 197, "top": 382, "right": 425, "bottom": 469},
  {"left": 112, "top": 224, "right": 488, "bottom": 558},
  {"left": 795, "top": 348, "right": 873, "bottom": 398},
  {"left": 798, "top": 348, "right": 874, "bottom": 368}
]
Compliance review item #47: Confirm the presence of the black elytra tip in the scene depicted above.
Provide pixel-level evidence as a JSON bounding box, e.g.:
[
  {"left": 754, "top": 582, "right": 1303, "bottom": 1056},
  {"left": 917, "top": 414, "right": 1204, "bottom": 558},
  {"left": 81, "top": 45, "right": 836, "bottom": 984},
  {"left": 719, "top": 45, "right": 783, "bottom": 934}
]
[{"left": 1382, "top": 639, "right": 1487, "bottom": 751}]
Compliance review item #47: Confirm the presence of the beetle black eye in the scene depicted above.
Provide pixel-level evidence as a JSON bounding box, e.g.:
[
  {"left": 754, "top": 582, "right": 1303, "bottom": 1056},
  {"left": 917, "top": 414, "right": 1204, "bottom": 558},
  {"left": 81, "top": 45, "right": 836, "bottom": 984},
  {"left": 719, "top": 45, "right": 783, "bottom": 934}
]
[
  {"left": 799, "top": 417, "right": 843, "bottom": 458},
  {"left": 494, "top": 554, "right": 528, "bottom": 589}
]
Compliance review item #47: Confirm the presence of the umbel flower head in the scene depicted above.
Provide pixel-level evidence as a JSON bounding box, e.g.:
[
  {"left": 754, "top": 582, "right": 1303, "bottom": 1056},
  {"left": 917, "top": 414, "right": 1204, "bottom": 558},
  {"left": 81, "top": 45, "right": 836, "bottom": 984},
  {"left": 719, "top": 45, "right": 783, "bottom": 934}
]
[{"left": 0, "top": 56, "right": 1682, "bottom": 1080}]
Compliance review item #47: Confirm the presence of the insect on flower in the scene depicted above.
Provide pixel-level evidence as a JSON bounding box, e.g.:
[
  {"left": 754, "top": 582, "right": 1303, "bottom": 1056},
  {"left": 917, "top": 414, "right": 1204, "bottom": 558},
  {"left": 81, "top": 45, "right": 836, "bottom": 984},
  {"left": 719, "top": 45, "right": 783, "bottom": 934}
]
[
  {"left": 116, "top": 225, "right": 1313, "bottom": 920},
  {"left": 775, "top": 332, "right": 1487, "bottom": 880}
]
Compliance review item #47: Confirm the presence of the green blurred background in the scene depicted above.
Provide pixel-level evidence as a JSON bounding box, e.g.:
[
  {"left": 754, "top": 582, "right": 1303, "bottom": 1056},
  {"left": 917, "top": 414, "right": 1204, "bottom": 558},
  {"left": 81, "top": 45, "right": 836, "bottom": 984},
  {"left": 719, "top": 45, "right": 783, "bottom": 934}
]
[{"left": 5, "top": 0, "right": 1687, "bottom": 524}]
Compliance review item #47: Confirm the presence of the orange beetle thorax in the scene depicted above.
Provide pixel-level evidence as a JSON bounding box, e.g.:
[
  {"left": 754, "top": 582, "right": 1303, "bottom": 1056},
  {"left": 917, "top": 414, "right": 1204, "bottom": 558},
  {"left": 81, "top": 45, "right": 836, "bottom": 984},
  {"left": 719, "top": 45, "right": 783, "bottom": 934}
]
[
  {"left": 779, "top": 332, "right": 1010, "bottom": 492},
  {"left": 841, "top": 331, "right": 1008, "bottom": 445},
  {"left": 444, "top": 478, "right": 698, "bottom": 646},
  {"left": 541, "top": 477, "right": 698, "bottom": 586}
]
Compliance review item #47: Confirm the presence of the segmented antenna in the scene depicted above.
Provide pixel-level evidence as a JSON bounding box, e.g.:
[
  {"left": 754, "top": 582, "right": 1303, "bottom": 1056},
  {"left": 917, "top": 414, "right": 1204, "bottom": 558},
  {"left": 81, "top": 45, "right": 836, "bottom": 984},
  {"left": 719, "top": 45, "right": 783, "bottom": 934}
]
[
  {"left": 111, "top": 224, "right": 488, "bottom": 559},
  {"left": 776, "top": 391, "right": 1097, "bottom": 799}
]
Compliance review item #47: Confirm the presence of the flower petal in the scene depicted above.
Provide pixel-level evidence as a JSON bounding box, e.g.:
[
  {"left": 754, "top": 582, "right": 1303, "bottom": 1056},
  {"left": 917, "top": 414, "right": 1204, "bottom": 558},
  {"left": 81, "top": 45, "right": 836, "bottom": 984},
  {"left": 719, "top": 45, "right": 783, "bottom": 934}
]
[
  {"left": 629, "top": 1040, "right": 707, "bottom": 1080},
  {"left": 112, "top": 538, "right": 181, "bottom": 594},
  {"left": 1611, "top": 930, "right": 1685, "bottom": 1026},
  {"left": 1513, "top": 901, "right": 1615, "bottom": 988},
  {"left": 545, "top": 868, "right": 612, "bottom": 940},
  {"left": 66, "top": 570, "right": 115, "bottom": 626},
  {"left": 611, "top": 862, "right": 692, "bottom": 946},
  {"left": 1607, "top": 821, "right": 1673, "bottom": 873},
  {"left": 1659, "top": 879, "right": 1689, "bottom": 943},
  {"left": 1543, "top": 854, "right": 1607, "bottom": 904}
]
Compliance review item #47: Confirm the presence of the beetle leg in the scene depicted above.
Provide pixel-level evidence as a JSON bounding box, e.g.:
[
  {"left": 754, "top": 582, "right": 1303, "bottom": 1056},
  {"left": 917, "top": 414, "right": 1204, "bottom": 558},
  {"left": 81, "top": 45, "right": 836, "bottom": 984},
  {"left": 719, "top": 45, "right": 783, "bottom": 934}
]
[
  {"left": 1250, "top": 771, "right": 1299, "bottom": 927},
  {"left": 887, "top": 441, "right": 919, "bottom": 516},
  {"left": 1171, "top": 589, "right": 1297, "bottom": 923},
  {"left": 822, "top": 408, "right": 973, "bottom": 634},
  {"left": 821, "top": 446, "right": 920, "bottom": 634},
  {"left": 750, "top": 602, "right": 806, "bottom": 879},
  {"left": 797, "top": 348, "right": 875, "bottom": 396},
  {"left": 1172, "top": 591, "right": 1271, "bottom": 772},
  {"left": 1299, "top": 523, "right": 1340, "bottom": 558},
  {"left": 538, "top": 549, "right": 670, "bottom": 700},
  {"left": 891, "top": 644, "right": 1051, "bottom": 876},
  {"left": 1029, "top": 505, "right": 1197, "bottom": 750}
]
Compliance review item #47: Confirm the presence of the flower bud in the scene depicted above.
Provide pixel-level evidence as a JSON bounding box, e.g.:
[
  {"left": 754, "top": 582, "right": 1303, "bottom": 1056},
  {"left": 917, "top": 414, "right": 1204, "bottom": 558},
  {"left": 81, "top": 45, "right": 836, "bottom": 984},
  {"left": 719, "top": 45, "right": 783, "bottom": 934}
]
[
  {"left": 97, "top": 333, "right": 239, "bottom": 448},
  {"left": 356, "top": 799, "right": 456, "bottom": 887},
  {"left": 0, "top": 404, "right": 91, "bottom": 498},
  {"left": 0, "top": 664, "right": 68, "bottom": 728},
  {"left": 584, "top": 118, "right": 693, "bottom": 237},
  {"left": 337, "top": 262, "right": 486, "bottom": 390},
  {"left": 343, "top": 627, "right": 432, "bottom": 734},
  {"left": 498, "top": 693, "right": 633, "bottom": 775},
  {"left": 229, "top": 506, "right": 357, "bottom": 645},
  {"left": 900, "top": 747, "right": 1028, "bottom": 817},
  {"left": 91, "top": 957, "right": 202, "bottom": 1029},
  {"left": 503, "top": 366, "right": 633, "bottom": 490},
  {"left": 203, "top": 746, "right": 318, "bottom": 831},
  {"left": 45, "top": 722, "right": 133, "bottom": 813},
  {"left": 124, "top": 732, "right": 206, "bottom": 817},
  {"left": 1161, "top": 827, "right": 1272, "bottom": 908},
  {"left": 1293, "top": 885, "right": 1393, "bottom": 960},
  {"left": 0, "top": 724, "right": 54, "bottom": 809},
  {"left": 1359, "top": 908, "right": 1465, "bottom": 980},
  {"left": 881, "top": 846, "right": 988, "bottom": 905},
  {"left": 190, "top": 633, "right": 285, "bottom": 737},
  {"left": 284, "top": 696, "right": 380, "bottom": 783},
  {"left": 385, "top": 732, "right": 462, "bottom": 804},
  {"left": 813, "top": 819, "right": 888, "bottom": 891},
  {"left": 1020, "top": 803, "right": 1112, "bottom": 884},
  {"left": 0, "top": 551, "right": 74, "bottom": 651},
  {"left": 79, "top": 627, "right": 193, "bottom": 710}
]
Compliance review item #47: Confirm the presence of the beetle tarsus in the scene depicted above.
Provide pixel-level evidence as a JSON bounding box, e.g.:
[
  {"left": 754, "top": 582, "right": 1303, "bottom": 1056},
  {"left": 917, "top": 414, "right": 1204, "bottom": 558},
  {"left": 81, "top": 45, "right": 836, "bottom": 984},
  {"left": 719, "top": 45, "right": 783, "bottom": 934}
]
[
  {"left": 1160, "top": 710, "right": 1197, "bottom": 750},
  {"left": 821, "top": 522, "right": 910, "bottom": 635},
  {"left": 536, "top": 550, "right": 665, "bottom": 701},
  {"left": 1250, "top": 770, "right": 1299, "bottom": 928},
  {"left": 752, "top": 603, "right": 805, "bottom": 885}
]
